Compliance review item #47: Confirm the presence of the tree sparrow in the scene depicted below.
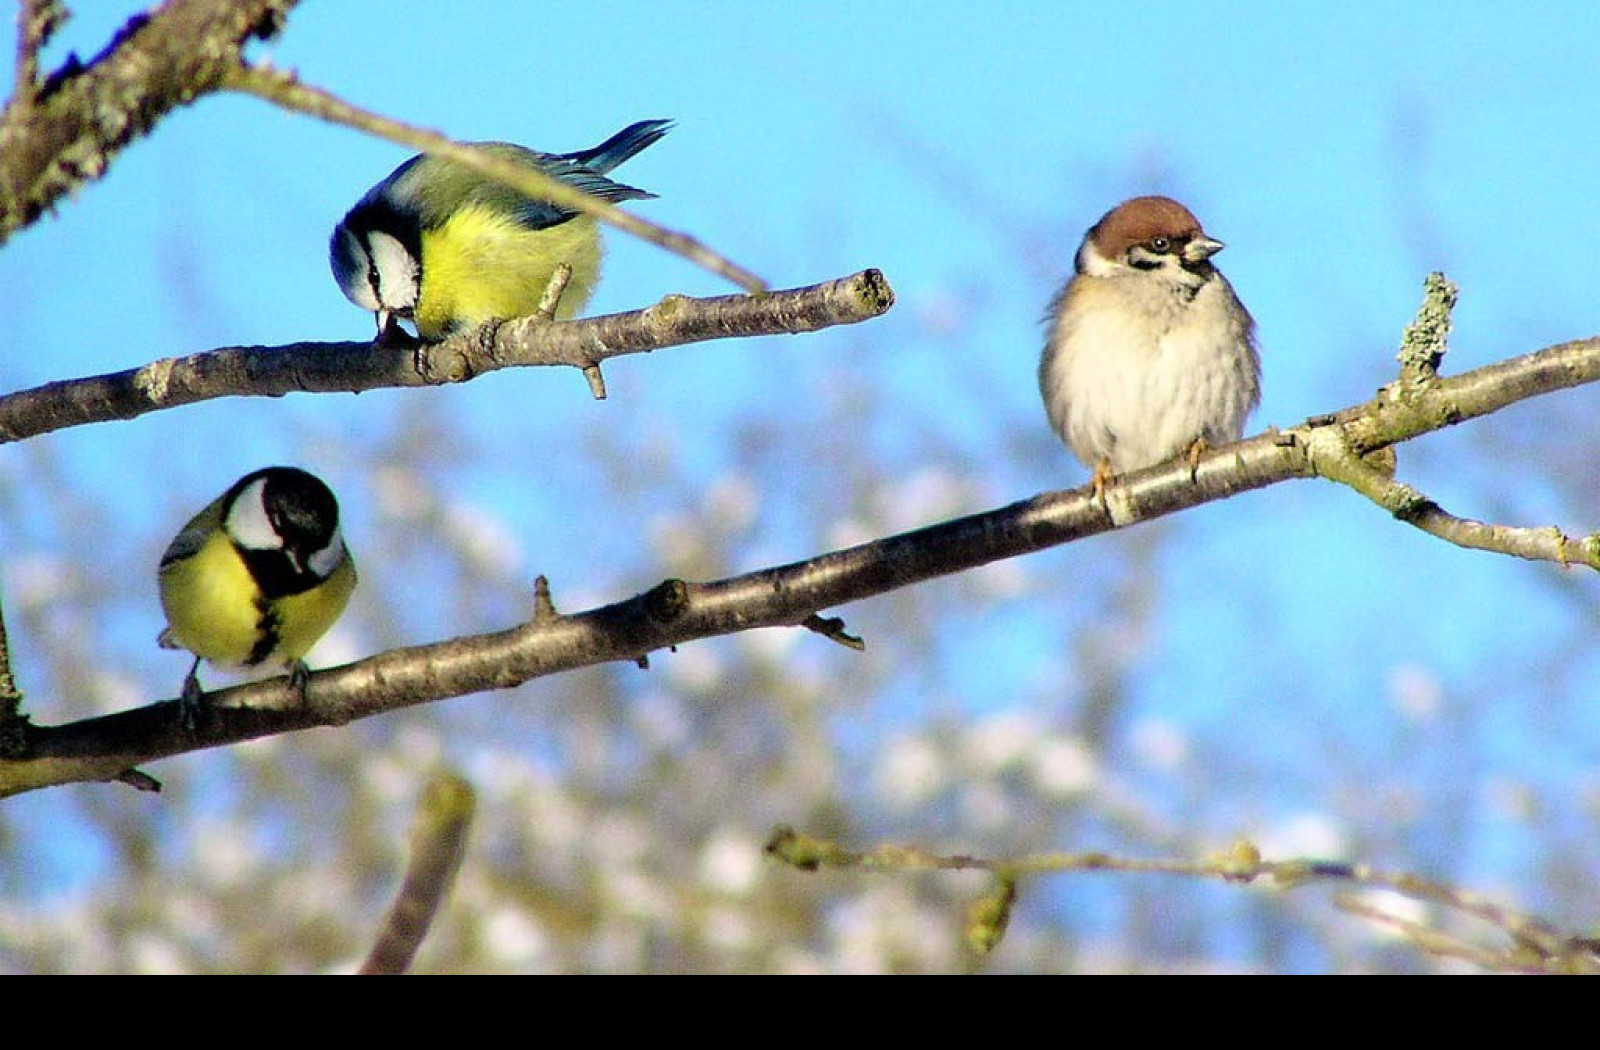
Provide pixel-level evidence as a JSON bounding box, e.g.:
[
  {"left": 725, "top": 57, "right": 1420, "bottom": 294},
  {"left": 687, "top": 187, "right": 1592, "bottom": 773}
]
[{"left": 1038, "top": 195, "right": 1260, "bottom": 497}]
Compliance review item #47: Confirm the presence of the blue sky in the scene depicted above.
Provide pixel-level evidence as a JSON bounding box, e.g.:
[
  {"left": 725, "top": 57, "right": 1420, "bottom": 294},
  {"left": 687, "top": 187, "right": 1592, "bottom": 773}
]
[{"left": 5, "top": 2, "right": 1600, "bottom": 962}]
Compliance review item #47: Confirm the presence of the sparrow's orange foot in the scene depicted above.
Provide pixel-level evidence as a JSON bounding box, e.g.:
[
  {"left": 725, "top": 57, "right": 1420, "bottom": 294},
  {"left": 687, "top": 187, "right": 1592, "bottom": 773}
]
[
  {"left": 1090, "top": 458, "right": 1117, "bottom": 510},
  {"left": 1183, "top": 438, "right": 1212, "bottom": 482}
]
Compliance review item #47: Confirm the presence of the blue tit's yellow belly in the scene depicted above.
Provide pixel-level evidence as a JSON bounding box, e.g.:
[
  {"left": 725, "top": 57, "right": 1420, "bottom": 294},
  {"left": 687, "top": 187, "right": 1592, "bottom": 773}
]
[{"left": 415, "top": 205, "right": 603, "bottom": 339}]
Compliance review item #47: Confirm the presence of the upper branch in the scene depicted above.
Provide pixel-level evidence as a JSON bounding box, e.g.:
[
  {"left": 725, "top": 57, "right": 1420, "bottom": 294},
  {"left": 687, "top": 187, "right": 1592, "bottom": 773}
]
[
  {"left": 0, "top": 270, "right": 895, "bottom": 443},
  {"left": 0, "top": 0, "right": 294, "bottom": 243}
]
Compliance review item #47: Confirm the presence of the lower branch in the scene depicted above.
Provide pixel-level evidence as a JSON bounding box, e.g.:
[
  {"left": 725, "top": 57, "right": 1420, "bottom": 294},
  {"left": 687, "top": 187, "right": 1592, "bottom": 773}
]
[{"left": 5, "top": 333, "right": 1600, "bottom": 796}]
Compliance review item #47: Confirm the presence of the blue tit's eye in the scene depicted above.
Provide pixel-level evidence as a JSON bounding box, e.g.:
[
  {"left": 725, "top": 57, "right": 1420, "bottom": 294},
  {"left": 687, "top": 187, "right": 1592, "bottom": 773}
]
[{"left": 1148, "top": 236, "right": 1171, "bottom": 253}]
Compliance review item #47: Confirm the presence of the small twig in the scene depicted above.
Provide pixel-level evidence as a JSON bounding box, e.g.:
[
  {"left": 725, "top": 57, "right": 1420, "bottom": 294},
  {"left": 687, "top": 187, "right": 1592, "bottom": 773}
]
[
  {"left": 112, "top": 768, "right": 162, "bottom": 792},
  {"left": 359, "top": 774, "right": 476, "bottom": 975},
  {"left": 767, "top": 829, "right": 1600, "bottom": 971},
  {"left": 531, "top": 575, "right": 559, "bottom": 624},
  {"left": 1306, "top": 425, "right": 1600, "bottom": 569},
  {"left": 535, "top": 263, "right": 573, "bottom": 321},
  {"left": 224, "top": 62, "right": 766, "bottom": 294},
  {"left": 0, "top": 589, "right": 26, "bottom": 758},
  {"left": 1396, "top": 271, "right": 1459, "bottom": 385},
  {"left": 13, "top": 0, "right": 66, "bottom": 102},
  {"left": 801, "top": 614, "right": 864, "bottom": 651}
]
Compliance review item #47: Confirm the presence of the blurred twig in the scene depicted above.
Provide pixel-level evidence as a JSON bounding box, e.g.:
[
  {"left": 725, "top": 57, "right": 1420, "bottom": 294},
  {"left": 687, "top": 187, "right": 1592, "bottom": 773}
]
[
  {"left": 766, "top": 828, "right": 1600, "bottom": 972},
  {"left": 359, "top": 774, "right": 476, "bottom": 976}
]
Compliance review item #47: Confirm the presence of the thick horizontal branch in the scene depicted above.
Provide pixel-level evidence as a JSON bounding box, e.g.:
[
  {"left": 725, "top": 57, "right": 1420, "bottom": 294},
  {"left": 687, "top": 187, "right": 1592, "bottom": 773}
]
[
  {"left": 0, "top": 0, "right": 294, "bottom": 243},
  {"left": 7, "top": 331, "right": 1600, "bottom": 796},
  {"left": 0, "top": 270, "right": 894, "bottom": 443}
]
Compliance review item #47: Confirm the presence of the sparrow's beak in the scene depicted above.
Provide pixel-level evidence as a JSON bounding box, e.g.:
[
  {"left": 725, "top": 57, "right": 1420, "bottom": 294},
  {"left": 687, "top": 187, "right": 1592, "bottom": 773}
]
[{"left": 1184, "top": 236, "right": 1225, "bottom": 264}]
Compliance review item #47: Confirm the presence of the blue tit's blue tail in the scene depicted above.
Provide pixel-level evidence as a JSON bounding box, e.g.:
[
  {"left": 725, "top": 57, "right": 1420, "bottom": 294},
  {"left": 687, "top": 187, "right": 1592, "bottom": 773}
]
[{"left": 567, "top": 119, "right": 673, "bottom": 174}]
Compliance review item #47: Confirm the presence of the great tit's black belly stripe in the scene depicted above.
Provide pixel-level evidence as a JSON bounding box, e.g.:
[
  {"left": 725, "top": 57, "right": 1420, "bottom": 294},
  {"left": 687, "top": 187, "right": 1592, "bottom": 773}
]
[
  {"left": 248, "top": 596, "right": 283, "bottom": 667},
  {"left": 239, "top": 547, "right": 324, "bottom": 599}
]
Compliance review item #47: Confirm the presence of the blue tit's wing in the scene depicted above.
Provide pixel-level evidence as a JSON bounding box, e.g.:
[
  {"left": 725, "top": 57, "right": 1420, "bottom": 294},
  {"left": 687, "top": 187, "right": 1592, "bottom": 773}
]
[
  {"left": 465, "top": 144, "right": 656, "bottom": 232},
  {"left": 562, "top": 119, "right": 673, "bottom": 174}
]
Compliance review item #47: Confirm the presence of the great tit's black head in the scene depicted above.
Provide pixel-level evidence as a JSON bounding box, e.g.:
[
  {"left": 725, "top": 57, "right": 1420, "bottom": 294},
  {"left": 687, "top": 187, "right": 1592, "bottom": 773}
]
[{"left": 224, "top": 467, "right": 346, "bottom": 596}]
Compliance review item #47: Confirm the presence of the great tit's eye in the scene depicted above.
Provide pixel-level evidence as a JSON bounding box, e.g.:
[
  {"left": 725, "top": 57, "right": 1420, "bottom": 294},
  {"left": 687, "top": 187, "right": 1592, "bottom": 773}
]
[{"left": 1148, "top": 236, "right": 1172, "bottom": 253}]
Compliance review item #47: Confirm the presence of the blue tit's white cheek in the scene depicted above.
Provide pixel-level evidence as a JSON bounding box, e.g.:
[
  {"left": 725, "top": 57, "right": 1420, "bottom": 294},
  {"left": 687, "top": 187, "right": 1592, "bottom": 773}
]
[
  {"left": 224, "top": 478, "right": 284, "bottom": 552},
  {"left": 332, "top": 225, "right": 380, "bottom": 311},
  {"left": 366, "top": 229, "right": 420, "bottom": 312},
  {"left": 307, "top": 533, "right": 346, "bottom": 579}
]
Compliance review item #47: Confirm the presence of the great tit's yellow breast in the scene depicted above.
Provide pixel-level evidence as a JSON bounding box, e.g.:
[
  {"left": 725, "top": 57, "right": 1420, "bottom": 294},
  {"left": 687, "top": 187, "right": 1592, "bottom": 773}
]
[
  {"left": 415, "top": 206, "right": 603, "bottom": 339},
  {"left": 272, "top": 553, "right": 357, "bottom": 664},
  {"left": 160, "top": 535, "right": 357, "bottom": 670},
  {"left": 159, "top": 530, "right": 269, "bottom": 668}
]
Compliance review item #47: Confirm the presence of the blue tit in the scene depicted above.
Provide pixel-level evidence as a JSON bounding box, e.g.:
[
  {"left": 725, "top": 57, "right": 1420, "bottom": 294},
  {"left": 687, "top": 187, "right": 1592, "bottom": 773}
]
[
  {"left": 330, "top": 119, "right": 672, "bottom": 339},
  {"left": 159, "top": 467, "right": 357, "bottom": 711}
]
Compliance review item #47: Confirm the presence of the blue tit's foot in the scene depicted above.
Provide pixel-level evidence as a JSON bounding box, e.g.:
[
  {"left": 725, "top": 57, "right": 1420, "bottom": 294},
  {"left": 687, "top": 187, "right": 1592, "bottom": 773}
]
[{"left": 178, "top": 659, "right": 206, "bottom": 732}]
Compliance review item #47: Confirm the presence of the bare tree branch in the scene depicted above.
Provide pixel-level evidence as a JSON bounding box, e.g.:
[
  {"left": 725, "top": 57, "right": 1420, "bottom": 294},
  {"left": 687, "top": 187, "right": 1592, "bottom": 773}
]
[
  {"left": 765, "top": 829, "right": 1600, "bottom": 973},
  {"left": 12, "top": 0, "right": 68, "bottom": 103},
  {"left": 0, "top": 0, "right": 294, "bottom": 243},
  {"left": 0, "top": 270, "right": 895, "bottom": 444},
  {"left": 223, "top": 63, "right": 766, "bottom": 293},
  {"left": 6, "top": 326, "right": 1600, "bottom": 797},
  {"left": 0, "top": 3, "right": 762, "bottom": 292}
]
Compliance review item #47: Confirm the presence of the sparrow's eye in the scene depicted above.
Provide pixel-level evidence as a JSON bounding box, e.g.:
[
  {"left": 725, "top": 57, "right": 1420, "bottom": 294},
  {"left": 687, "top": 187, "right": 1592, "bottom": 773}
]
[{"left": 1148, "top": 236, "right": 1172, "bottom": 253}]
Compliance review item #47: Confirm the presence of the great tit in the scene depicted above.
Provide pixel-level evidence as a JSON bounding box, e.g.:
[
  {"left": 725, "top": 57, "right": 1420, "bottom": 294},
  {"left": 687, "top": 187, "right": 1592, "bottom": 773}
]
[
  {"left": 158, "top": 467, "right": 357, "bottom": 712},
  {"left": 330, "top": 118, "right": 672, "bottom": 339}
]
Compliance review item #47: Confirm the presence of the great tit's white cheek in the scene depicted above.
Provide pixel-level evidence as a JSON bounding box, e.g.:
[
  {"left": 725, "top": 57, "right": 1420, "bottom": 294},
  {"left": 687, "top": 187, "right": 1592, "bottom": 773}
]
[
  {"left": 366, "top": 229, "right": 420, "bottom": 311},
  {"left": 224, "top": 478, "right": 284, "bottom": 552},
  {"left": 307, "top": 534, "right": 346, "bottom": 579}
]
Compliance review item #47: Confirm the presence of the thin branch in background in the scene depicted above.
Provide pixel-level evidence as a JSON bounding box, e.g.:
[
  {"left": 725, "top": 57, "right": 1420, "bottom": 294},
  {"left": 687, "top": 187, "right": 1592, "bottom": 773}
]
[
  {"left": 0, "top": 269, "right": 895, "bottom": 444},
  {"left": 224, "top": 63, "right": 767, "bottom": 294},
  {"left": 359, "top": 774, "right": 477, "bottom": 975},
  {"left": 765, "top": 829, "right": 1600, "bottom": 973}
]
